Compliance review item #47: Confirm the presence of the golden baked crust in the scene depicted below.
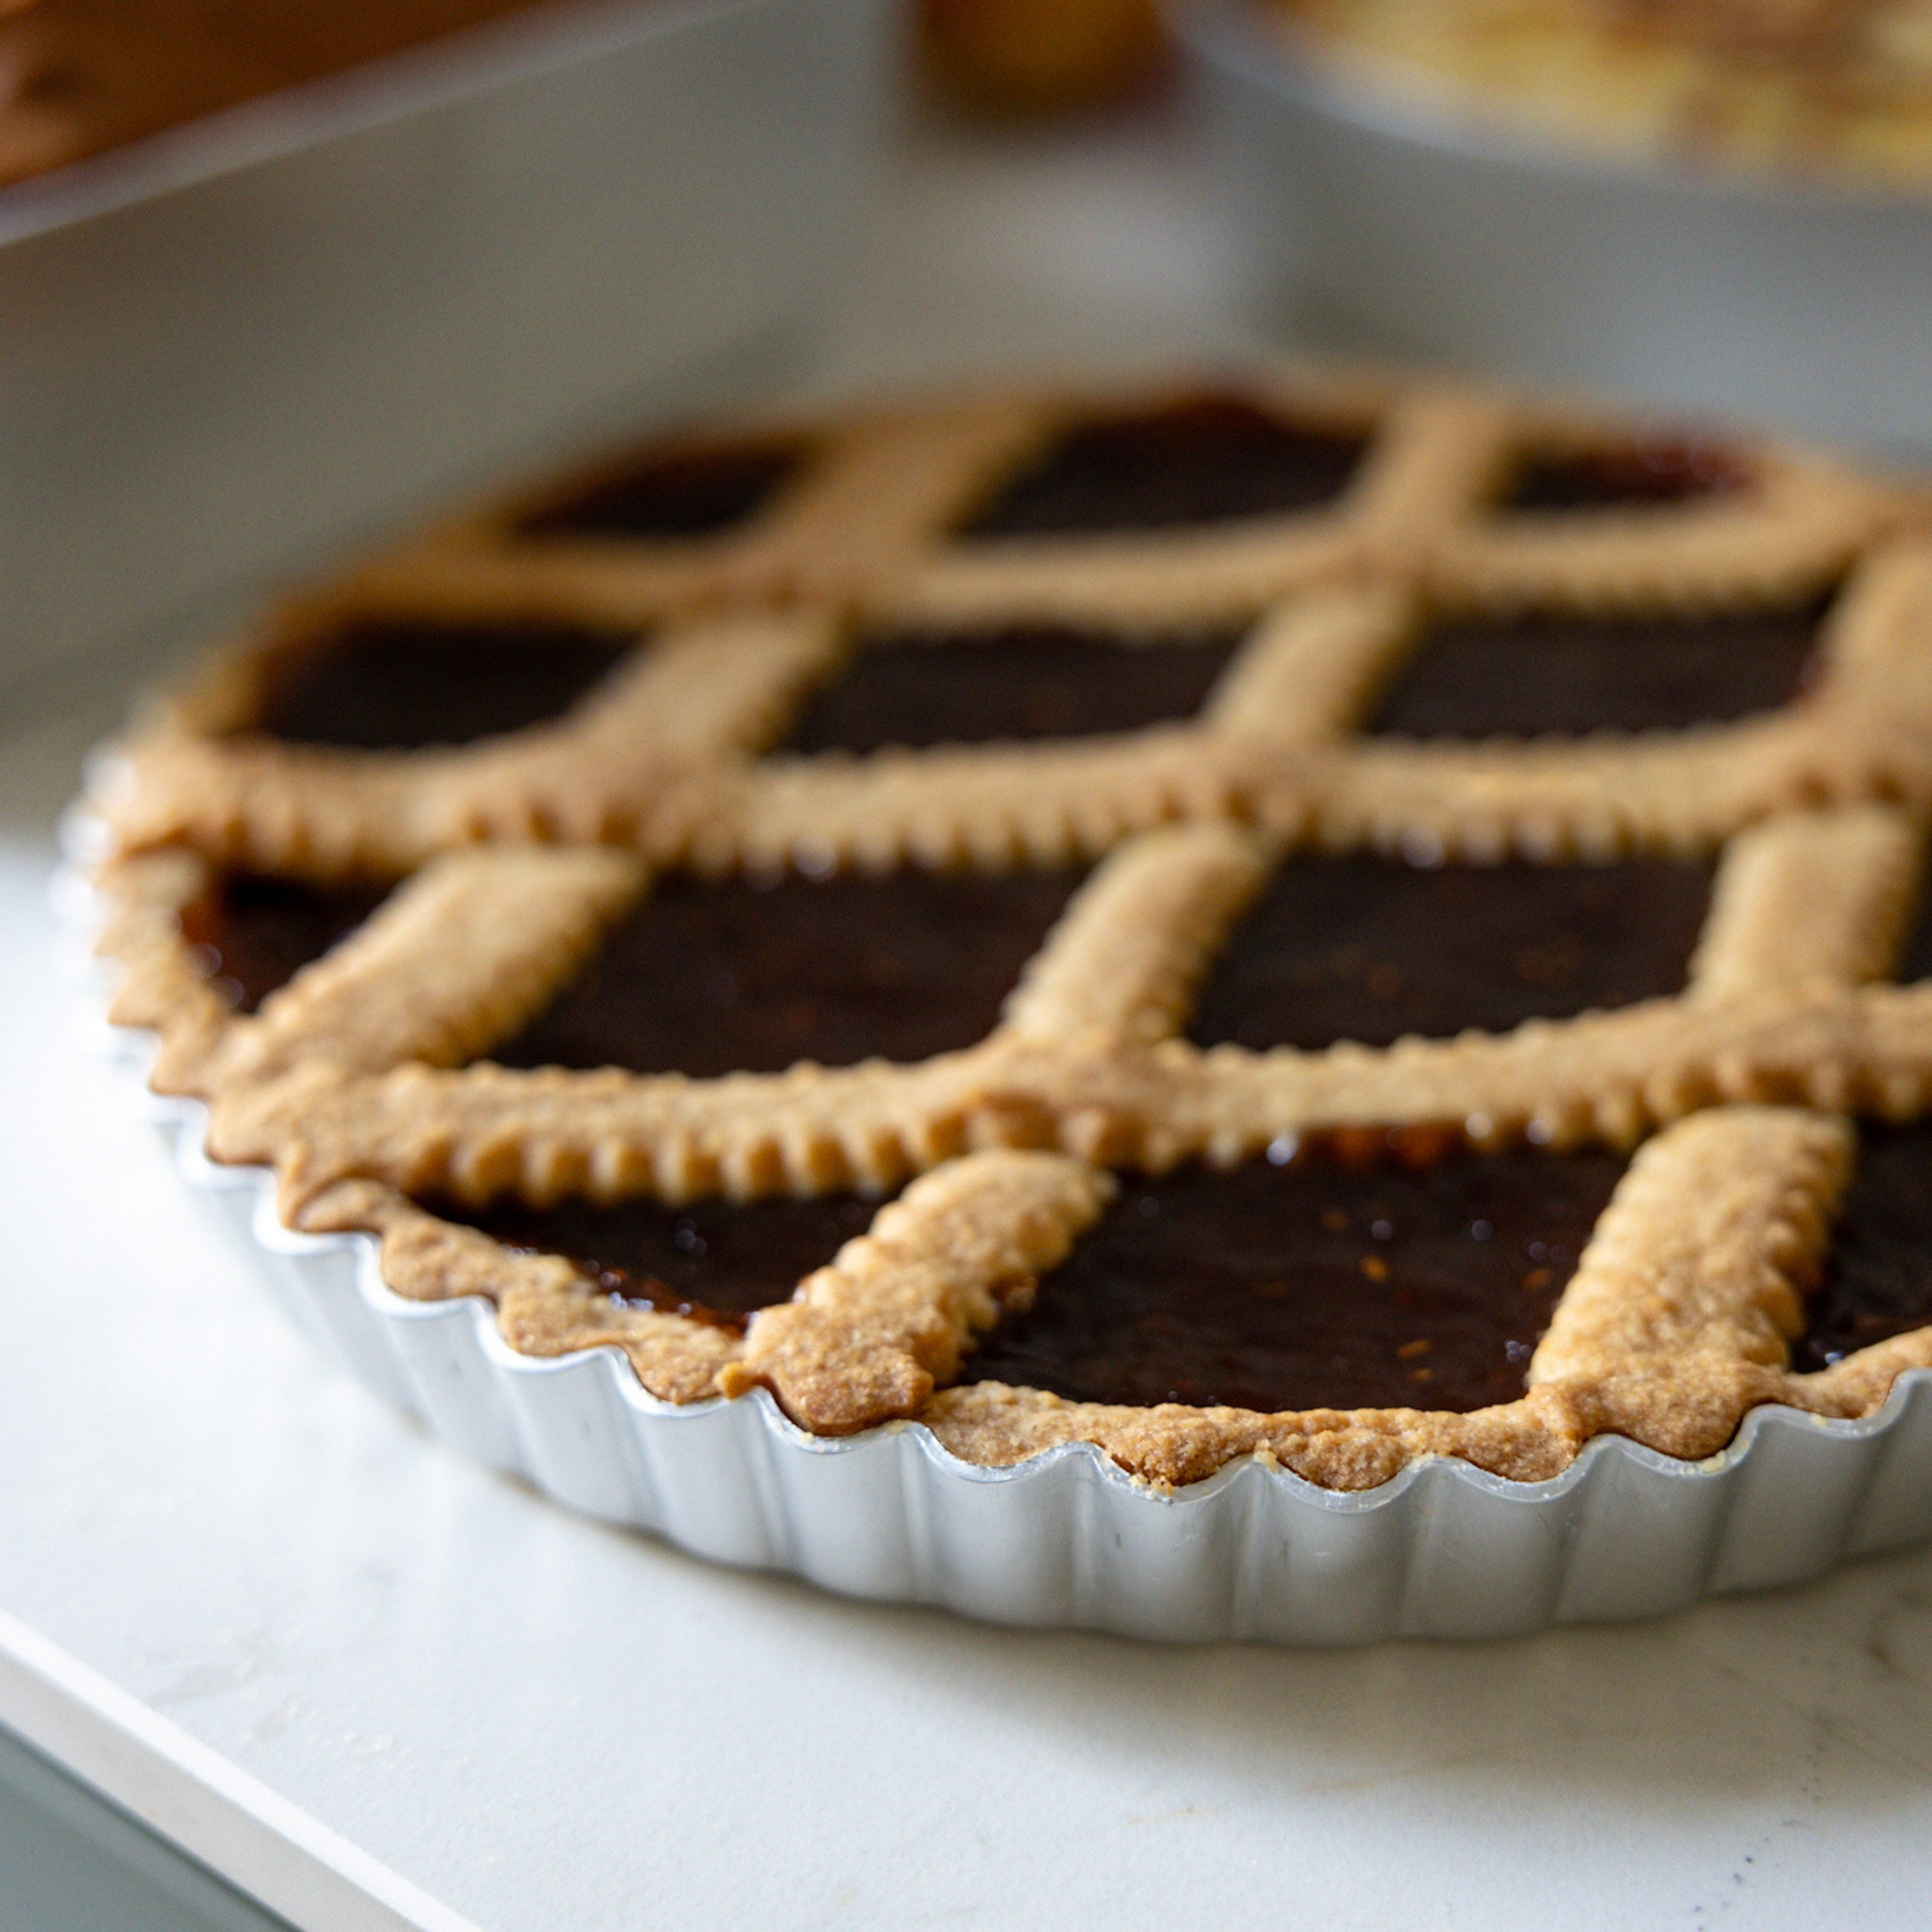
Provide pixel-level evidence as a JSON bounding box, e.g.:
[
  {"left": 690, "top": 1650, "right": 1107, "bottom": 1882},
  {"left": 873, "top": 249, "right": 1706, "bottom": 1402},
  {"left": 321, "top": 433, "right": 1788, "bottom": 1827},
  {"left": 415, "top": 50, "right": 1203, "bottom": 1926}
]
[
  {"left": 79, "top": 365, "right": 1932, "bottom": 1493},
  {"left": 923, "top": 1108, "right": 1908, "bottom": 1489},
  {"left": 97, "top": 844, "right": 642, "bottom": 1096},
  {"left": 221, "top": 1011, "right": 1932, "bottom": 1489},
  {"left": 84, "top": 367, "right": 1919, "bottom": 879},
  {"left": 95, "top": 606, "right": 837, "bottom": 878},
  {"left": 149, "top": 798, "right": 1932, "bottom": 1491},
  {"left": 102, "top": 799, "right": 1927, "bottom": 1133}
]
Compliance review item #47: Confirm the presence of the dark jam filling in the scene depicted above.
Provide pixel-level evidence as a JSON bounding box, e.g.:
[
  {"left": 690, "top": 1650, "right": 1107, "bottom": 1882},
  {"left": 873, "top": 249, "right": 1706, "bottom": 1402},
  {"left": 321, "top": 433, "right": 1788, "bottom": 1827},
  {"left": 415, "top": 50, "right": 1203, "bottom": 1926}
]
[
  {"left": 516, "top": 436, "right": 806, "bottom": 539},
  {"left": 1190, "top": 856, "right": 1711, "bottom": 1053},
  {"left": 1896, "top": 894, "right": 1932, "bottom": 983},
  {"left": 424, "top": 1191, "right": 878, "bottom": 1334},
  {"left": 958, "top": 396, "right": 1368, "bottom": 537},
  {"left": 1368, "top": 598, "right": 1828, "bottom": 739},
  {"left": 250, "top": 620, "right": 639, "bottom": 751},
  {"left": 961, "top": 1147, "right": 1624, "bottom": 1414},
  {"left": 1792, "top": 1123, "right": 1932, "bottom": 1374},
  {"left": 1500, "top": 440, "right": 1749, "bottom": 512},
  {"left": 180, "top": 874, "right": 390, "bottom": 1013},
  {"left": 491, "top": 868, "right": 1083, "bottom": 1078},
  {"left": 781, "top": 626, "right": 1245, "bottom": 755}
]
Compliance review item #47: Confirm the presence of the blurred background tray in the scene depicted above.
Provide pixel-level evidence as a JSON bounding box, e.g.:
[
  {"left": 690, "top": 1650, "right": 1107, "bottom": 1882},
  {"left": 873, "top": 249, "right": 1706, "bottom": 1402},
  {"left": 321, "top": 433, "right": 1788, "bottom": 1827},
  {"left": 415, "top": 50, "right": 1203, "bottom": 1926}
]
[
  {"left": 0, "top": 0, "right": 895, "bottom": 696},
  {"left": 1177, "top": 0, "right": 1932, "bottom": 461}
]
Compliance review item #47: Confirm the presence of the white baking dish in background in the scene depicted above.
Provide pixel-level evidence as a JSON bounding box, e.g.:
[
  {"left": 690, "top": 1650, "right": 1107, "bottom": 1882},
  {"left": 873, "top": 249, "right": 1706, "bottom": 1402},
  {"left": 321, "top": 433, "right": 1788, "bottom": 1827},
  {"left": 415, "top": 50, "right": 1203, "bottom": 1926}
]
[
  {"left": 1173, "top": 0, "right": 1932, "bottom": 461},
  {"left": 52, "top": 849, "right": 1932, "bottom": 1645},
  {"left": 0, "top": 0, "right": 896, "bottom": 693}
]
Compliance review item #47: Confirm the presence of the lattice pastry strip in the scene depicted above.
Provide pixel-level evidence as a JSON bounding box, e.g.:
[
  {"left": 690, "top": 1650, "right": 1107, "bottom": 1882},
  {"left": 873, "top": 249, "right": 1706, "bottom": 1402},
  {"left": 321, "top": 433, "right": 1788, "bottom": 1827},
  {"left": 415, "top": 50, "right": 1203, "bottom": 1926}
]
[
  {"left": 296, "top": 1151, "right": 1105, "bottom": 1410},
  {"left": 1429, "top": 393, "right": 1901, "bottom": 611},
  {"left": 94, "top": 578, "right": 1403, "bottom": 878},
  {"left": 99, "top": 791, "right": 1927, "bottom": 1492},
  {"left": 237, "top": 1081, "right": 1932, "bottom": 1492},
  {"left": 111, "top": 800, "right": 1913, "bottom": 1147},
  {"left": 98, "top": 606, "right": 842, "bottom": 877},
  {"left": 1687, "top": 806, "right": 1924, "bottom": 1001},
  {"left": 1283, "top": 539, "right": 1932, "bottom": 865},
  {"left": 86, "top": 370, "right": 1922, "bottom": 880},
  {"left": 100, "top": 533, "right": 1932, "bottom": 885},
  {"left": 1022, "top": 978, "right": 1932, "bottom": 1173},
  {"left": 333, "top": 368, "right": 1412, "bottom": 629},
  {"left": 914, "top": 1105, "right": 1932, "bottom": 1492},
  {"left": 78, "top": 365, "right": 1932, "bottom": 1497},
  {"left": 335, "top": 368, "right": 1889, "bottom": 625},
  {"left": 104, "top": 846, "right": 641, "bottom": 1095},
  {"left": 700, "top": 534, "right": 1932, "bottom": 881}
]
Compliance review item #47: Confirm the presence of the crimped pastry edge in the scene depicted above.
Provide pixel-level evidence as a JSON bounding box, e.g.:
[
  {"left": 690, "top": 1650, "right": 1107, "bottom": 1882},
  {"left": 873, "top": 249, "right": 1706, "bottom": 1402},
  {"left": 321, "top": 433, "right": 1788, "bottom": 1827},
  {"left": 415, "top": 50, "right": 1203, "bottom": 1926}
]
[{"left": 228, "top": 1091, "right": 1932, "bottom": 1492}]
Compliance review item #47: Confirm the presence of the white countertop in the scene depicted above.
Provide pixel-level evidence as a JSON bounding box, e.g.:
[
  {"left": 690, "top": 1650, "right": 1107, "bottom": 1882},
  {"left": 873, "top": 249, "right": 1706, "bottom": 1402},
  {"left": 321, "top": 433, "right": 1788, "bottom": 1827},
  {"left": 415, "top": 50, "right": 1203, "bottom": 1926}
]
[{"left": 6, "top": 101, "right": 1932, "bottom": 1932}]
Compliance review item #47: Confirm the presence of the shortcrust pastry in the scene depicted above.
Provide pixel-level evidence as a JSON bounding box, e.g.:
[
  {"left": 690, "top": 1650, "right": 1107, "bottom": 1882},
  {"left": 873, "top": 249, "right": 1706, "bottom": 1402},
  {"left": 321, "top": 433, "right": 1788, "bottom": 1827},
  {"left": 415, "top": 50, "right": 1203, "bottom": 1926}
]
[
  {"left": 90, "top": 371, "right": 1917, "bottom": 879},
  {"left": 83, "top": 368, "right": 1932, "bottom": 1492}
]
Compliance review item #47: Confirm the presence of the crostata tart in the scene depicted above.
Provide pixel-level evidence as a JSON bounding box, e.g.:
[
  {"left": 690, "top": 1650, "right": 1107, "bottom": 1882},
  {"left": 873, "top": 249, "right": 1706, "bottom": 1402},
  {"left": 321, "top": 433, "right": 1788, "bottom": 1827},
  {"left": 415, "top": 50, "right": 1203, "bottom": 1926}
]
[{"left": 82, "top": 366, "right": 1932, "bottom": 1494}]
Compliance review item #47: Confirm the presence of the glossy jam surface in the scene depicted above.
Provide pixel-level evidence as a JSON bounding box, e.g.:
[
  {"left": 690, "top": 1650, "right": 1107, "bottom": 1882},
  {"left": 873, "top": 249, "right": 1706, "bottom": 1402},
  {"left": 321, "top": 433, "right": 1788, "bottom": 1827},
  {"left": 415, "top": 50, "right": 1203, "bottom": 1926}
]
[
  {"left": 492, "top": 869, "right": 1083, "bottom": 1077},
  {"left": 518, "top": 437, "right": 806, "bottom": 539},
  {"left": 959, "top": 396, "right": 1367, "bottom": 537},
  {"left": 1793, "top": 1124, "right": 1932, "bottom": 1373},
  {"left": 426, "top": 1192, "right": 878, "bottom": 1333},
  {"left": 252, "top": 621, "right": 638, "bottom": 751},
  {"left": 1189, "top": 857, "right": 1711, "bottom": 1052},
  {"left": 1369, "top": 599, "right": 1826, "bottom": 739},
  {"left": 1500, "top": 440, "right": 1747, "bottom": 512},
  {"left": 781, "top": 626, "right": 1244, "bottom": 754},
  {"left": 181, "top": 874, "right": 389, "bottom": 1013},
  {"left": 961, "top": 1148, "right": 1624, "bottom": 1414}
]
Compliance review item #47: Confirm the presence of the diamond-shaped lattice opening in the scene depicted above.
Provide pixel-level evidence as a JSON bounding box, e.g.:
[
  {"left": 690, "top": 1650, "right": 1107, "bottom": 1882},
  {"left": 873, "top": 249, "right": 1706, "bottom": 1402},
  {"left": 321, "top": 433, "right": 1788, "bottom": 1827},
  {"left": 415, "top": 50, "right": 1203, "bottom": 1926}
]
[
  {"left": 1367, "top": 597, "right": 1829, "bottom": 739},
  {"left": 1791, "top": 1123, "right": 1932, "bottom": 1373},
  {"left": 960, "top": 1143, "right": 1626, "bottom": 1413},
  {"left": 516, "top": 436, "right": 809, "bottom": 540},
  {"left": 249, "top": 620, "right": 641, "bottom": 752},
  {"left": 179, "top": 873, "right": 391, "bottom": 1014},
  {"left": 491, "top": 868, "right": 1085, "bottom": 1078},
  {"left": 958, "top": 395, "right": 1368, "bottom": 537},
  {"left": 1188, "top": 857, "right": 1712, "bottom": 1053},
  {"left": 422, "top": 1192, "right": 879, "bottom": 1334},
  {"left": 1498, "top": 439, "right": 1749, "bottom": 513},
  {"left": 781, "top": 625, "right": 1246, "bottom": 754}
]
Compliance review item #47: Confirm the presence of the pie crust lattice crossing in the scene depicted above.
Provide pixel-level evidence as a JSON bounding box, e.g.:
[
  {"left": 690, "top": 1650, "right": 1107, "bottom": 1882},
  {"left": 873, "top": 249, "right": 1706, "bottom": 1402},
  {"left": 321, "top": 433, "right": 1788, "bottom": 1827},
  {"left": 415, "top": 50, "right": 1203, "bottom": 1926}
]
[
  {"left": 81, "top": 368, "right": 1932, "bottom": 1492},
  {"left": 89, "top": 368, "right": 1925, "bottom": 879},
  {"left": 128, "top": 799, "right": 1932, "bottom": 1489}
]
